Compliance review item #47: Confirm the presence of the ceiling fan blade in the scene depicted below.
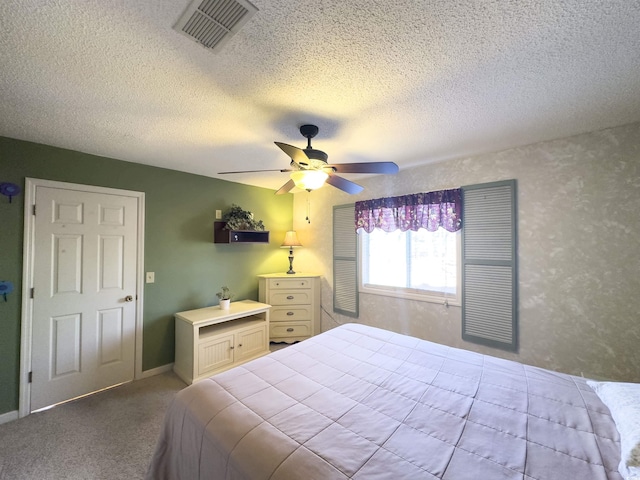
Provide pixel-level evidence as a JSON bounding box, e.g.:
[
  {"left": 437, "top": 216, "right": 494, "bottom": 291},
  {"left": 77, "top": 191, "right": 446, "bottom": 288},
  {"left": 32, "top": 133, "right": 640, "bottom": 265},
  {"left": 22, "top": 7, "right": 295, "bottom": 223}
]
[
  {"left": 274, "top": 142, "right": 310, "bottom": 166},
  {"left": 326, "top": 162, "right": 399, "bottom": 174},
  {"left": 275, "top": 179, "right": 296, "bottom": 195},
  {"left": 326, "top": 174, "right": 364, "bottom": 195},
  {"left": 218, "top": 169, "right": 292, "bottom": 174}
]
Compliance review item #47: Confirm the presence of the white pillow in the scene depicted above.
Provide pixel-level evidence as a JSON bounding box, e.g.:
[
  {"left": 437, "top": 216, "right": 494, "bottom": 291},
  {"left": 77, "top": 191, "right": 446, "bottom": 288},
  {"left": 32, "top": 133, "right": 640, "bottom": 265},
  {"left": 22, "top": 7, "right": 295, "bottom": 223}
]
[{"left": 588, "top": 380, "right": 640, "bottom": 480}]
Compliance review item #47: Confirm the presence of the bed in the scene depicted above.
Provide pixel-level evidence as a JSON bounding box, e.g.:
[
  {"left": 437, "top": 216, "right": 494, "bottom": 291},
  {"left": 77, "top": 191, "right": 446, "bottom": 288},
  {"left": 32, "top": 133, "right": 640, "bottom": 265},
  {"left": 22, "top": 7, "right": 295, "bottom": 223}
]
[{"left": 147, "top": 323, "right": 634, "bottom": 479}]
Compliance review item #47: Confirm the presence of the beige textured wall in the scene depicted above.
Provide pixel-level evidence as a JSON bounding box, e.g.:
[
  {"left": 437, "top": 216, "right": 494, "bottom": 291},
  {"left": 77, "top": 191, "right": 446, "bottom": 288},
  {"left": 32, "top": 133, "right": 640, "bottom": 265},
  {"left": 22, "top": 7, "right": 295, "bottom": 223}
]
[{"left": 291, "top": 122, "right": 640, "bottom": 381}]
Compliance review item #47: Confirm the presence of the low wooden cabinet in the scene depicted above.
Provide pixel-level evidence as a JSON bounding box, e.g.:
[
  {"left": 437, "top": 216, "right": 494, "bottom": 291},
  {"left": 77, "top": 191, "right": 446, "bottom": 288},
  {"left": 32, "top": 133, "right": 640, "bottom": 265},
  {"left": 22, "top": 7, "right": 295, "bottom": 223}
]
[
  {"left": 174, "top": 300, "right": 271, "bottom": 384},
  {"left": 258, "top": 273, "right": 321, "bottom": 343}
]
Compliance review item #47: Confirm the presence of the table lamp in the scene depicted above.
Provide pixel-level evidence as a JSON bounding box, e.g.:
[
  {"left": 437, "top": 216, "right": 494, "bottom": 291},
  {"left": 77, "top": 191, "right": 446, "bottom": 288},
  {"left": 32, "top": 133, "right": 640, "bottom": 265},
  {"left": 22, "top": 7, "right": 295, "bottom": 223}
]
[{"left": 281, "top": 231, "right": 302, "bottom": 274}]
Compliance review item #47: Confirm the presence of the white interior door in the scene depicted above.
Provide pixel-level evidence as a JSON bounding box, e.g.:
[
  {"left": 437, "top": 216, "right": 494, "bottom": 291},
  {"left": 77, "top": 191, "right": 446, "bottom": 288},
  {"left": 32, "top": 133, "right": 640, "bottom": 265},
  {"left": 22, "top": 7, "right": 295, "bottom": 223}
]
[{"left": 30, "top": 185, "right": 139, "bottom": 411}]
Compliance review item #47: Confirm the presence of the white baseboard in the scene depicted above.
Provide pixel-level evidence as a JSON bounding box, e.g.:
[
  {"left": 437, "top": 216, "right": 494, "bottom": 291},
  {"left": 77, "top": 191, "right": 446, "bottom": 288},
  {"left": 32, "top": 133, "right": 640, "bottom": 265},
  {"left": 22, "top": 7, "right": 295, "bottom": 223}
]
[
  {"left": 0, "top": 410, "right": 19, "bottom": 425},
  {"left": 139, "top": 363, "right": 174, "bottom": 379}
]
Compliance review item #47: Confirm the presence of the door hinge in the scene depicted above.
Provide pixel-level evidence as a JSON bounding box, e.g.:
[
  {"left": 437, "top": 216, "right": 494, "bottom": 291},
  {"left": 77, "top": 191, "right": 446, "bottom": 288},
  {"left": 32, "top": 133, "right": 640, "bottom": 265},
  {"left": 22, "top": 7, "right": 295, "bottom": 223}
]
[
  {"left": 28, "top": 372, "right": 33, "bottom": 383},
  {"left": 32, "top": 204, "right": 36, "bottom": 216},
  {"left": 30, "top": 288, "right": 34, "bottom": 299}
]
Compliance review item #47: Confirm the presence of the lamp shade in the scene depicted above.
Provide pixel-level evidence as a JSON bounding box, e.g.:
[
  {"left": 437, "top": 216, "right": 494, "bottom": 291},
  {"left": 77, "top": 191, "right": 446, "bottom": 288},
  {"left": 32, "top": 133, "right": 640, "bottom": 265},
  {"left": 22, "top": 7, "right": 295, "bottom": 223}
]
[
  {"left": 290, "top": 170, "right": 329, "bottom": 191},
  {"left": 281, "top": 230, "right": 302, "bottom": 248}
]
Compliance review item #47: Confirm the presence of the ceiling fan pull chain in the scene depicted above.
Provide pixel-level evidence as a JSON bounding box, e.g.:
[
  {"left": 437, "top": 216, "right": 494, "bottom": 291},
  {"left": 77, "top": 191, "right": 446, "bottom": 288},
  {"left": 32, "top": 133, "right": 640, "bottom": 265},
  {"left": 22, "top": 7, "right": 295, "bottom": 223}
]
[{"left": 306, "top": 192, "right": 311, "bottom": 224}]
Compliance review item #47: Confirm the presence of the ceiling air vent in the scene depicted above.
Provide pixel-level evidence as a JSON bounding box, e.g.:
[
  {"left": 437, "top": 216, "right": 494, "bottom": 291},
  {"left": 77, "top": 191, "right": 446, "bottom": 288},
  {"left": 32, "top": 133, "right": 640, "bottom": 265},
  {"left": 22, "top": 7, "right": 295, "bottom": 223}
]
[{"left": 174, "top": 0, "right": 258, "bottom": 53}]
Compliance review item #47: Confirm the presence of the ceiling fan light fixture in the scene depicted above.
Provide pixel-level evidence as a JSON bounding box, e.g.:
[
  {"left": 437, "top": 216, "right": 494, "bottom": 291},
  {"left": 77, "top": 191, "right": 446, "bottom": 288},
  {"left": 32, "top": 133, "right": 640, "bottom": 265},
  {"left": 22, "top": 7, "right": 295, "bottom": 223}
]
[{"left": 290, "top": 170, "right": 329, "bottom": 191}]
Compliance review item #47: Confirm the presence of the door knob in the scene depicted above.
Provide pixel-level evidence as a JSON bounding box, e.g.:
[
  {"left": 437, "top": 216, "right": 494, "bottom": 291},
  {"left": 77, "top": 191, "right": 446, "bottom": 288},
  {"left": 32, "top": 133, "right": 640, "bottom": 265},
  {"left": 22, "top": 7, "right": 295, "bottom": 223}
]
[{"left": 124, "top": 295, "right": 134, "bottom": 302}]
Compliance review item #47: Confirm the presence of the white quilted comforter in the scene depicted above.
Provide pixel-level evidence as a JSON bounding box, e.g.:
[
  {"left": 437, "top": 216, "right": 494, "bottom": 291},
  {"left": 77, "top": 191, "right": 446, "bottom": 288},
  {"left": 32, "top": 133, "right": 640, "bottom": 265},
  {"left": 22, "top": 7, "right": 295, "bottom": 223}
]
[{"left": 147, "top": 323, "right": 623, "bottom": 479}]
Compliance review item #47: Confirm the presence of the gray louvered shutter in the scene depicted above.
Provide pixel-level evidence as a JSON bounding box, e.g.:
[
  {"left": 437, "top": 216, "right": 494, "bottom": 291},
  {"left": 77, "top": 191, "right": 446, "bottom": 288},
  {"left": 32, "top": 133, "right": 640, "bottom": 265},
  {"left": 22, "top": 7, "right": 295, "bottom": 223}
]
[
  {"left": 462, "top": 180, "right": 517, "bottom": 351},
  {"left": 333, "top": 204, "right": 359, "bottom": 318}
]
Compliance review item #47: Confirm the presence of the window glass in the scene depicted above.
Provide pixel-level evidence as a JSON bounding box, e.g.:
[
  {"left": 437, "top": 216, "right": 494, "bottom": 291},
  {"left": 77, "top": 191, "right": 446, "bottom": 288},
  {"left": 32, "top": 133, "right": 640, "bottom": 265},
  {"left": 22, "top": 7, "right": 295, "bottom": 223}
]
[{"left": 360, "top": 228, "right": 460, "bottom": 304}]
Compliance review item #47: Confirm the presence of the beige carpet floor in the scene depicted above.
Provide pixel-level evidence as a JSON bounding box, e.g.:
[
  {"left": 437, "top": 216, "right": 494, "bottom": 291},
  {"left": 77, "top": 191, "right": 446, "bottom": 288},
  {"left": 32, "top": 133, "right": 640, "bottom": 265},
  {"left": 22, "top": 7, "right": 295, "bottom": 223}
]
[{"left": 0, "top": 371, "right": 186, "bottom": 480}]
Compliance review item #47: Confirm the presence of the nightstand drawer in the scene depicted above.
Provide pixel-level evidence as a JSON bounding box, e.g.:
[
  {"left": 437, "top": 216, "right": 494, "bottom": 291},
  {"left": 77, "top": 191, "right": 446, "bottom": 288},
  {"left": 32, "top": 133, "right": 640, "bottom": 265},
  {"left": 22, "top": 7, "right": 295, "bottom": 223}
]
[
  {"left": 269, "top": 291, "right": 311, "bottom": 305},
  {"left": 270, "top": 321, "right": 311, "bottom": 338},
  {"left": 268, "top": 278, "right": 311, "bottom": 290},
  {"left": 271, "top": 306, "right": 311, "bottom": 322}
]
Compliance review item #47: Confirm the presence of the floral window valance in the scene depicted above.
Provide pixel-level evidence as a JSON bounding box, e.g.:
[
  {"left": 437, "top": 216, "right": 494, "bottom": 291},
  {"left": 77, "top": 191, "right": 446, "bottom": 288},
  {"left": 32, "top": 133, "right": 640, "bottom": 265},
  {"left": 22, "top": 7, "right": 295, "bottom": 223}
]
[{"left": 355, "top": 188, "right": 462, "bottom": 233}]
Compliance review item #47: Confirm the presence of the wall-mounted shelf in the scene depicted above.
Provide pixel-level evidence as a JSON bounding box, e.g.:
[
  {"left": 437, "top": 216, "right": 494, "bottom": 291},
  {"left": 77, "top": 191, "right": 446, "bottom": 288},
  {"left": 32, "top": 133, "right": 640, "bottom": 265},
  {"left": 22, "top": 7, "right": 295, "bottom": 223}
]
[{"left": 214, "top": 221, "right": 269, "bottom": 244}]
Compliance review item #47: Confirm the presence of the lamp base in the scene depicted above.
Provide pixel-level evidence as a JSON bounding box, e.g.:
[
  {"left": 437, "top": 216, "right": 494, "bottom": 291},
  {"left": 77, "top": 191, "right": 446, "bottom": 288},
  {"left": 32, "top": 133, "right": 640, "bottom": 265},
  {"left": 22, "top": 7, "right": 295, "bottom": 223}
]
[{"left": 287, "top": 249, "right": 295, "bottom": 274}]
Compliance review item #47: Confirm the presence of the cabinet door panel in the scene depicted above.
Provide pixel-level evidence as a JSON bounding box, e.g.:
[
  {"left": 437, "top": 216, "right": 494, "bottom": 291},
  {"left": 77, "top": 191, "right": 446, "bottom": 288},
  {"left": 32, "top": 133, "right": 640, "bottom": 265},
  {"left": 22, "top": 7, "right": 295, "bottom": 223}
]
[
  {"left": 198, "top": 334, "right": 234, "bottom": 375},
  {"left": 235, "top": 326, "right": 267, "bottom": 363}
]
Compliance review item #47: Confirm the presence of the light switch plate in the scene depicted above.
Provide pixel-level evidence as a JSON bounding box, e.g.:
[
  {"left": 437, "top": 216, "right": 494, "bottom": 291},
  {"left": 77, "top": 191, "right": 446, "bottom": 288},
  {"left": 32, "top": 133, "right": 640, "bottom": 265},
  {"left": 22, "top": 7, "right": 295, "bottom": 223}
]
[
  {"left": 215, "top": 210, "right": 222, "bottom": 219},
  {"left": 146, "top": 272, "right": 155, "bottom": 283}
]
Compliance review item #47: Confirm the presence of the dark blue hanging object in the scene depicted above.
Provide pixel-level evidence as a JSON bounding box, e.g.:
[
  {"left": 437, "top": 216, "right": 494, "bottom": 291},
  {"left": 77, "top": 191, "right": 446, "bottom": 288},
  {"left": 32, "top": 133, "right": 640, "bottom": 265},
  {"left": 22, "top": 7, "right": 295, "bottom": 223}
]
[
  {"left": 0, "top": 281, "right": 14, "bottom": 302},
  {"left": 0, "top": 183, "right": 21, "bottom": 203}
]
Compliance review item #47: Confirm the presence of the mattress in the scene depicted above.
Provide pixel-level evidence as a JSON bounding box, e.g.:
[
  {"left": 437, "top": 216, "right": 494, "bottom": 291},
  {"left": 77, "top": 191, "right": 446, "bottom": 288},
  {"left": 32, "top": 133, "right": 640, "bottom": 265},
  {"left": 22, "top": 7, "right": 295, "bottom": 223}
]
[{"left": 147, "top": 323, "right": 623, "bottom": 479}]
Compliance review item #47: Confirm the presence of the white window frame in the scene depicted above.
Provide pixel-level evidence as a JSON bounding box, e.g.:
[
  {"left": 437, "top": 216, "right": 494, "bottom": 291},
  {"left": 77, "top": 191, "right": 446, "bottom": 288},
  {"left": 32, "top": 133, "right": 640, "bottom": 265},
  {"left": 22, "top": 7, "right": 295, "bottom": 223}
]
[{"left": 358, "top": 229, "right": 462, "bottom": 306}]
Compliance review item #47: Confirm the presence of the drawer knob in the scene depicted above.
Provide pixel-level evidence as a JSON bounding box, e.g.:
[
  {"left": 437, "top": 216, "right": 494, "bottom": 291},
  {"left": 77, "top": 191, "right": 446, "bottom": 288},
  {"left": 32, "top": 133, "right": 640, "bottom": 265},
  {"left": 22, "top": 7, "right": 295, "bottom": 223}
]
[
  {"left": 286, "top": 295, "right": 294, "bottom": 300},
  {"left": 286, "top": 328, "right": 294, "bottom": 332},
  {"left": 238, "top": 344, "right": 243, "bottom": 347},
  {"left": 229, "top": 345, "right": 234, "bottom": 350},
  {"left": 286, "top": 311, "right": 294, "bottom": 316}
]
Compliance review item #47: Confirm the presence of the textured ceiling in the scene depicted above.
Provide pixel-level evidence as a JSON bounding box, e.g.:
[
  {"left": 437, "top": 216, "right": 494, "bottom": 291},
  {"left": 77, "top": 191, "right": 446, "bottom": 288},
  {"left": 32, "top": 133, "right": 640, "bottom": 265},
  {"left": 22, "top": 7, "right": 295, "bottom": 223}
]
[{"left": 1, "top": 0, "right": 640, "bottom": 191}]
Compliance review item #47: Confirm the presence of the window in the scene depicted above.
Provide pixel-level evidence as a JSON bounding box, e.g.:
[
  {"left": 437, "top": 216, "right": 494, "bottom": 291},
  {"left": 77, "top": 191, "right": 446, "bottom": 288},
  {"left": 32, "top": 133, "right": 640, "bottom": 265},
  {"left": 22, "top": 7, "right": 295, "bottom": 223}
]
[
  {"left": 333, "top": 182, "right": 516, "bottom": 352},
  {"left": 360, "top": 227, "right": 461, "bottom": 305}
]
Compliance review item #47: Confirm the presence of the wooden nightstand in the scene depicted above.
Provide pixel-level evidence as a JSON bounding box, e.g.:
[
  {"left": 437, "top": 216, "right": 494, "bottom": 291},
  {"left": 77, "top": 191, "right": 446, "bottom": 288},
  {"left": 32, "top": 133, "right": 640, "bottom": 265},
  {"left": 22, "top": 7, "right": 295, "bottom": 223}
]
[{"left": 258, "top": 273, "right": 321, "bottom": 343}]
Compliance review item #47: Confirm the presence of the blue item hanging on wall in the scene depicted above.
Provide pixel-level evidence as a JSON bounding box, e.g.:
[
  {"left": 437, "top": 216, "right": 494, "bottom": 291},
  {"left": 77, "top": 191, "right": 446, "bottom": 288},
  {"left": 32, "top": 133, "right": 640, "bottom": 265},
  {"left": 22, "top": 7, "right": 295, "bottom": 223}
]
[
  {"left": 0, "top": 182, "right": 21, "bottom": 203},
  {"left": 0, "top": 280, "right": 14, "bottom": 302}
]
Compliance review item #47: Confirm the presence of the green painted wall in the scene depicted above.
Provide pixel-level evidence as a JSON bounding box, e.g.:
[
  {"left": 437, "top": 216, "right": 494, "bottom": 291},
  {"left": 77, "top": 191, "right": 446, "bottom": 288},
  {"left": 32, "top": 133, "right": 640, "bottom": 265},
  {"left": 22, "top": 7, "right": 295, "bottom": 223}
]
[{"left": 0, "top": 136, "right": 293, "bottom": 415}]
